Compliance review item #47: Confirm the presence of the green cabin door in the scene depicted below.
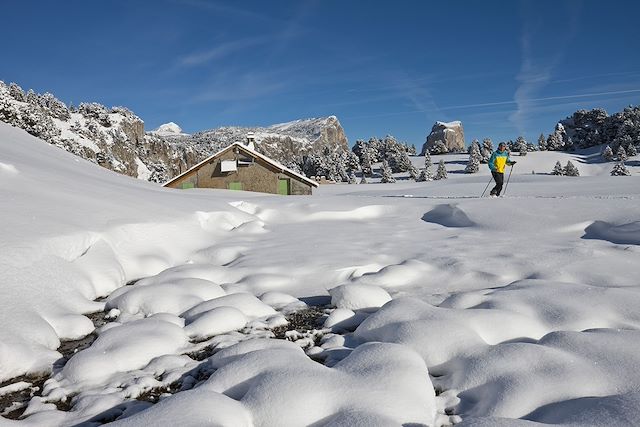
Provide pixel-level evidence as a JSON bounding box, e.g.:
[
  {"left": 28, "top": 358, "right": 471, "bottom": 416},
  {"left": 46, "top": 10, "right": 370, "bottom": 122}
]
[{"left": 278, "top": 178, "right": 290, "bottom": 195}]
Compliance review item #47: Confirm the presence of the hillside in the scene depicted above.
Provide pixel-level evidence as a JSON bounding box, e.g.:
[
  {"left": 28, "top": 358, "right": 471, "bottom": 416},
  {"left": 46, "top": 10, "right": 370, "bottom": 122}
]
[{"left": 0, "top": 81, "right": 350, "bottom": 183}]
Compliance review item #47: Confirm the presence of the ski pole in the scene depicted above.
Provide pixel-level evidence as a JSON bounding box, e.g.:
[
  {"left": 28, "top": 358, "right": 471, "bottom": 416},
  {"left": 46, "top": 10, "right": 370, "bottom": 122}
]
[
  {"left": 481, "top": 175, "right": 493, "bottom": 197},
  {"left": 503, "top": 164, "right": 515, "bottom": 196}
]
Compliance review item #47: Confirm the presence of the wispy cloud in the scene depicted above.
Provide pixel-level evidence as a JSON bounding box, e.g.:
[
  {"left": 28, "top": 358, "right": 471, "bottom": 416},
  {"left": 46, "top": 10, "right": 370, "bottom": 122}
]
[
  {"left": 510, "top": 1, "right": 582, "bottom": 134},
  {"left": 178, "top": 37, "right": 269, "bottom": 67}
]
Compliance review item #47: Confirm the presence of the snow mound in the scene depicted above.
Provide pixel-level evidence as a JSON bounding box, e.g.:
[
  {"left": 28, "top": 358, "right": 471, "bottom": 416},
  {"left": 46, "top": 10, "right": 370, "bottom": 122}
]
[
  {"left": 181, "top": 292, "right": 277, "bottom": 322},
  {"left": 55, "top": 317, "right": 188, "bottom": 385},
  {"left": 105, "top": 278, "right": 226, "bottom": 317},
  {"left": 329, "top": 284, "right": 392, "bottom": 311},
  {"left": 583, "top": 220, "right": 640, "bottom": 245},
  {"left": 324, "top": 308, "right": 368, "bottom": 332},
  {"left": 184, "top": 306, "right": 248, "bottom": 340},
  {"left": 422, "top": 204, "right": 475, "bottom": 227},
  {"left": 109, "top": 389, "right": 252, "bottom": 427},
  {"left": 201, "top": 341, "right": 437, "bottom": 426}
]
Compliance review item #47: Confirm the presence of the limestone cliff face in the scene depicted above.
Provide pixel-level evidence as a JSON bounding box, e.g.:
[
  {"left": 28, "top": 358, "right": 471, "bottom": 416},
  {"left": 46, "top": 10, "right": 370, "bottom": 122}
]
[
  {"left": 421, "top": 121, "right": 465, "bottom": 154},
  {"left": 170, "top": 116, "right": 350, "bottom": 174}
]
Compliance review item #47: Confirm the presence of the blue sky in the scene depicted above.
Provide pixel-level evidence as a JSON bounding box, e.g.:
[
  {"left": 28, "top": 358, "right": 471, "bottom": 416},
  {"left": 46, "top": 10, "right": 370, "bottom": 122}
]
[{"left": 2, "top": 0, "right": 639, "bottom": 147}]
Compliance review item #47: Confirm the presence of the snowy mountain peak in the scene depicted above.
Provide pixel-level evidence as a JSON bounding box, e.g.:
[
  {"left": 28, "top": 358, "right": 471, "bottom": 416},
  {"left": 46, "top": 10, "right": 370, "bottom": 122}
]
[{"left": 152, "top": 122, "right": 189, "bottom": 136}]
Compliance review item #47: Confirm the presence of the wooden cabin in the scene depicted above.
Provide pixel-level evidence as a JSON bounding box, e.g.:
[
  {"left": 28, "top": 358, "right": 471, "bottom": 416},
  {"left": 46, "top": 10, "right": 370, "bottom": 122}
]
[{"left": 163, "top": 138, "right": 318, "bottom": 195}]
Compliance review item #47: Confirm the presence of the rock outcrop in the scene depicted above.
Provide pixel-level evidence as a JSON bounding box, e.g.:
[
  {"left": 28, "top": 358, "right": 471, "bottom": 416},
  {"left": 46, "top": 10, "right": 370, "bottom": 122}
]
[{"left": 421, "top": 121, "right": 465, "bottom": 154}]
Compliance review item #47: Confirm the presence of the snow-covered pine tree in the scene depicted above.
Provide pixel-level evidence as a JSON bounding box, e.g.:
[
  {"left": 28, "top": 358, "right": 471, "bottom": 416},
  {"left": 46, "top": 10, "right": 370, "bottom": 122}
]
[
  {"left": 628, "top": 143, "right": 638, "bottom": 157},
  {"left": 424, "top": 150, "right": 432, "bottom": 169},
  {"left": 434, "top": 159, "right": 448, "bottom": 180},
  {"left": 563, "top": 160, "right": 580, "bottom": 176},
  {"left": 408, "top": 144, "right": 417, "bottom": 155},
  {"left": 481, "top": 138, "right": 494, "bottom": 163},
  {"left": 611, "top": 161, "right": 631, "bottom": 176},
  {"left": 538, "top": 133, "right": 547, "bottom": 151},
  {"left": 464, "top": 141, "right": 481, "bottom": 173},
  {"left": 616, "top": 145, "right": 628, "bottom": 161},
  {"left": 602, "top": 145, "right": 614, "bottom": 161},
  {"left": 551, "top": 161, "right": 565, "bottom": 175},
  {"left": 8, "top": 82, "right": 25, "bottom": 101},
  {"left": 408, "top": 164, "right": 419, "bottom": 180},
  {"left": 516, "top": 136, "right": 528, "bottom": 156},
  {"left": 380, "top": 160, "right": 396, "bottom": 183},
  {"left": 348, "top": 172, "right": 357, "bottom": 184},
  {"left": 359, "top": 168, "right": 367, "bottom": 184},
  {"left": 430, "top": 140, "right": 448, "bottom": 154}
]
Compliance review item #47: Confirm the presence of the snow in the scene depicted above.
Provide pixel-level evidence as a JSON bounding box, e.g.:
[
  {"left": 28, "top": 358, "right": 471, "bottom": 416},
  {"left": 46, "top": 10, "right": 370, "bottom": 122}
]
[
  {"left": 150, "top": 122, "right": 189, "bottom": 137},
  {"left": 1, "top": 121, "right": 640, "bottom": 425}
]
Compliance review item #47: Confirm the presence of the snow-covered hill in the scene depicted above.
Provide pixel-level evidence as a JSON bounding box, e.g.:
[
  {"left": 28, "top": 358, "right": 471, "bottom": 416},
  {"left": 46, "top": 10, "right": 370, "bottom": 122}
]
[
  {"left": 0, "top": 81, "right": 350, "bottom": 183},
  {"left": 1, "top": 122, "right": 640, "bottom": 425}
]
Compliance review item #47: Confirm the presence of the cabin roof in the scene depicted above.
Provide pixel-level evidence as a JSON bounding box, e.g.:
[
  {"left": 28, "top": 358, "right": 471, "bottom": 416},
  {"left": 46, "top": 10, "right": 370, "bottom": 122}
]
[{"left": 163, "top": 142, "right": 319, "bottom": 188}]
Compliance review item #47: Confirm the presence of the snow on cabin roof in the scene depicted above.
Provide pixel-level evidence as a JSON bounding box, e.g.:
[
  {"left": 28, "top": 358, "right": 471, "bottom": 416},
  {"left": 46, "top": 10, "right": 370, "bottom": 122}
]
[{"left": 163, "top": 142, "right": 319, "bottom": 188}]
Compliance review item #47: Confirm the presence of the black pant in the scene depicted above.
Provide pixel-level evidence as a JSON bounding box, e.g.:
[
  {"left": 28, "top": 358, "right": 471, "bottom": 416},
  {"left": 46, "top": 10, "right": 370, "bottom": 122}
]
[{"left": 490, "top": 171, "right": 504, "bottom": 196}]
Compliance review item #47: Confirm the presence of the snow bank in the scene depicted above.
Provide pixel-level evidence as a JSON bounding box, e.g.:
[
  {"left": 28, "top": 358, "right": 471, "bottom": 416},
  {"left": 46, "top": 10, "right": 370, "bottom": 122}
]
[
  {"left": 583, "top": 220, "right": 640, "bottom": 245},
  {"left": 201, "top": 340, "right": 437, "bottom": 426}
]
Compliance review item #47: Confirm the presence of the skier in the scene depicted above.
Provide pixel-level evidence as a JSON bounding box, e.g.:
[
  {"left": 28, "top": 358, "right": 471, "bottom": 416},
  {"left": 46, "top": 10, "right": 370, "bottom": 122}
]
[{"left": 488, "top": 142, "right": 515, "bottom": 197}]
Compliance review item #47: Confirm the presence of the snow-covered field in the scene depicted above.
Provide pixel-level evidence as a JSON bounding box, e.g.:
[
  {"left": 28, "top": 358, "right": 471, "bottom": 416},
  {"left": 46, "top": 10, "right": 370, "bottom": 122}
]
[{"left": 1, "top": 121, "right": 639, "bottom": 426}]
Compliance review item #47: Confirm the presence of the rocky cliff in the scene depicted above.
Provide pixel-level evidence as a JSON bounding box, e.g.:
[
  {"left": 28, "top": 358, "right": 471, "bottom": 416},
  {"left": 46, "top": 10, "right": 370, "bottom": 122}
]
[{"left": 421, "top": 121, "right": 465, "bottom": 154}]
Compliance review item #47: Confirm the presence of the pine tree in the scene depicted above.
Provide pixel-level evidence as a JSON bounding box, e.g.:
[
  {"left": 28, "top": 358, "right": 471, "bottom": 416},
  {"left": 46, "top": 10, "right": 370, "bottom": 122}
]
[
  {"left": 380, "top": 160, "right": 396, "bottom": 183},
  {"left": 563, "top": 160, "right": 580, "bottom": 176},
  {"left": 434, "top": 159, "right": 448, "bottom": 180},
  {"left": 359, "top": 166, "right": 367, "bottom": 184},
  {"left": 628, "top": 143, "right": 638, "bottom": 157},
  {"left": 538, "top": 133, "right": 547, "bottom": 151},
  {"left": 430, "top": 140, "right": 448, "bottom": 154},
  {"left": 481, "top": 138, "right": 494, "bottom": 163},
  {"left": 616, "top": 145, "right": 628, "bottom": 161},
  {"left": 611, "top": 161, "right": 631, "bottom": 176},
  {"left": 551, "top": 161, "right": 564, "bottom": 175},
  {"left": 424, "top": 151, "right": 432, "bottom": 169},
  {"left": 516, "top": 136, "right": 528, "bottom": 156},
  {"left": 602, "top": 145, "right": 614, "bottom": 161},
  {"left": 408, "top": 164, "right": 419, "bottom": 180},
  {"left": 464, "top": 141, "right": 481, "bottom": 173}
]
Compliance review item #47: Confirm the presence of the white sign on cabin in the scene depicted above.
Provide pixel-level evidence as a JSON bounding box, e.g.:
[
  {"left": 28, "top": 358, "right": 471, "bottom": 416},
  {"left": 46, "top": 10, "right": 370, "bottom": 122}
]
[{"left": 221, "top": 160, "right": 237, "bottom": 172}]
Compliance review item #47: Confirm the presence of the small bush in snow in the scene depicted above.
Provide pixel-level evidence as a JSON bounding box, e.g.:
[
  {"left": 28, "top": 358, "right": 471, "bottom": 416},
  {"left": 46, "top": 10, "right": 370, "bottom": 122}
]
[
  {"left": 602, "top": 145, "right": 614, "bottom": 161},
  {"left": 563, "top": 161, "right": 580, "bottom": 176},
  {"left": 628, "top": 144, "right": 638, "bottom": 157}
]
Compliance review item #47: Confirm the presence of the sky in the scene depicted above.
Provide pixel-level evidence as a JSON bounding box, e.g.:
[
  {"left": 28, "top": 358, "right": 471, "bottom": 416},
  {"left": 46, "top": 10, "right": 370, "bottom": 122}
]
[{"left": 1, "top": 0, "right": 639, "bottom": 147}]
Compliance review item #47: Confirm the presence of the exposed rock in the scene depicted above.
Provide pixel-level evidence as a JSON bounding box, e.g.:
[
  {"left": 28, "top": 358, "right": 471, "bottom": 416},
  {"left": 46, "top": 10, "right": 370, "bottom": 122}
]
[{"left": 421, "top": 121, "right": 465, "bottom": 154}]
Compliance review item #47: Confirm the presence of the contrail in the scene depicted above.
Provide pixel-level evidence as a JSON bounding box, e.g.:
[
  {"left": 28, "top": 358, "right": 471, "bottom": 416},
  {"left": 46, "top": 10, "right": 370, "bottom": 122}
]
[
  {"left": 344, "top": 88, "right": 640, "bottom": 119},
  {"left": 441, "top": 88, "right": 640, "bottom": 110}
]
